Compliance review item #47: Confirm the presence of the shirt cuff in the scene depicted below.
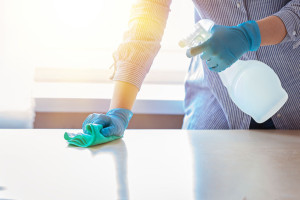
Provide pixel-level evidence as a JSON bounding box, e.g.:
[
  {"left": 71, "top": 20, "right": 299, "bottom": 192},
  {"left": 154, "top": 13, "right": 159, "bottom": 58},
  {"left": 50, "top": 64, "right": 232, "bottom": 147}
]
[
  {"left": 111, "top": 61, "right": 148, "bottom": 90},
  {"left": 273, "top": 10, "right": 300, "bottom": 48}
]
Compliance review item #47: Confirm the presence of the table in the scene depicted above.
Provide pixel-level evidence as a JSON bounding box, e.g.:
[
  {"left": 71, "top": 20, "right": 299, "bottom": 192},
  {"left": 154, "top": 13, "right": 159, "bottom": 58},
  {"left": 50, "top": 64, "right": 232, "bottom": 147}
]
[{"left": 0, "top": 129, "right": 300, "bottom": 200}]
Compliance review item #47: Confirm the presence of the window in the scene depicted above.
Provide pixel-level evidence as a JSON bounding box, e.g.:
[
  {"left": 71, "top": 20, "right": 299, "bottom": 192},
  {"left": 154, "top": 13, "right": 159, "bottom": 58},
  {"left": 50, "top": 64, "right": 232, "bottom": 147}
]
[{"left": 28, "top": 0, "right": 195, "bottom": 84}]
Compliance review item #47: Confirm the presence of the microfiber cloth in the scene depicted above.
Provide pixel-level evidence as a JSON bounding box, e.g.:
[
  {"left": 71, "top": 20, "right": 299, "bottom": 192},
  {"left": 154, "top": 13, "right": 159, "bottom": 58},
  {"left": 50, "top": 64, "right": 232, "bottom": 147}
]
[{"left": 64, "top": 124, "right": 122, "bottom": 147}]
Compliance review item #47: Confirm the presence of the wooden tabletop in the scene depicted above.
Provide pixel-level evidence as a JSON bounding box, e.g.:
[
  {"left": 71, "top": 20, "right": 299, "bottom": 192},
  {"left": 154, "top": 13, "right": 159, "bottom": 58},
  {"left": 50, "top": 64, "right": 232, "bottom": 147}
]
[{"left": 0, "top": 129, "right": 300, "bottom": 200}]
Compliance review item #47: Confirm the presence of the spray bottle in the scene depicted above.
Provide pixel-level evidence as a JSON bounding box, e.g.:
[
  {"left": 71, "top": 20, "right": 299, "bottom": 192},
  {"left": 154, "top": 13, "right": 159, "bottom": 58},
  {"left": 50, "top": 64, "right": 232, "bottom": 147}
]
[{"left": 179, "top": 19, "right": 288, "bottom": 123}]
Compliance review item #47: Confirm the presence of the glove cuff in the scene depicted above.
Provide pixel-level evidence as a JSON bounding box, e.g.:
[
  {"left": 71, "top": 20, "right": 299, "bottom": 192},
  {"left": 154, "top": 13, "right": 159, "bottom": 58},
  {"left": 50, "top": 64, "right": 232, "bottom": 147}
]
[
  {"left": 106, "top": 108, "right": 133, "bottom": 128},
  {"left": 237, "top": 21, "right": 261, "bottom": 51}
]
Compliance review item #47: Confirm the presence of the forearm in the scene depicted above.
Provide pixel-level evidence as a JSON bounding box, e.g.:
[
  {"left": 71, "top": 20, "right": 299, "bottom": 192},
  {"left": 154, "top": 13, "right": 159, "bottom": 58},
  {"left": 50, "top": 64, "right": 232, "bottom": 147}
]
[
  {"left": 109, "top": 81, "right": 139, "bottom": 110},
  {"left": 257, "top": 15, "right": 287, "bottom": 46}
]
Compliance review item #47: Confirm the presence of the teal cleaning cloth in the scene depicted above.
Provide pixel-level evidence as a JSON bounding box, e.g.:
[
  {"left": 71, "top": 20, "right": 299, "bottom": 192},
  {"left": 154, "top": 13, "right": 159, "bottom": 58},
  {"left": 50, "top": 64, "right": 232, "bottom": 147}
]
[{"left": 64, "top": 124, "right": 122, "bottom": 147}]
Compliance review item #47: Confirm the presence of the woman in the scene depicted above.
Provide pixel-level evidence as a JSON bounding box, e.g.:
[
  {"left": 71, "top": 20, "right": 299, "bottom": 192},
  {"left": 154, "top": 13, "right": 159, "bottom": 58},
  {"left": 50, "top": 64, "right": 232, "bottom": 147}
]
[{"left": 66, "top": 0, "right": 300, "bottom": 146}]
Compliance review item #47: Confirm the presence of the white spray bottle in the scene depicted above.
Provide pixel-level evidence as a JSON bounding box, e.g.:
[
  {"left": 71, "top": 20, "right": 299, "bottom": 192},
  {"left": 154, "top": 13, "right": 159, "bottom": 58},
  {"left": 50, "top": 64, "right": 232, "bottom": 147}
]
[{"left": 179, "top": 19, "right": 288, "bottom": 123}]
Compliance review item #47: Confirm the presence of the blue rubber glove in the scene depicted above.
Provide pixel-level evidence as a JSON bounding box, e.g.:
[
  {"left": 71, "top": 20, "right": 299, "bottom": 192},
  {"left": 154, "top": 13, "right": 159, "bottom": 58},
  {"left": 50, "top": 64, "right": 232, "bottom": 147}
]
[
  {"left": 64, "top": 108, "right": 133, "bottom": 147},
  {"left": 82, "top": 108, "right": 133, "bottom": 137},
  {"left": 186, "top": 20, "right": 261, "bottom": 72}
]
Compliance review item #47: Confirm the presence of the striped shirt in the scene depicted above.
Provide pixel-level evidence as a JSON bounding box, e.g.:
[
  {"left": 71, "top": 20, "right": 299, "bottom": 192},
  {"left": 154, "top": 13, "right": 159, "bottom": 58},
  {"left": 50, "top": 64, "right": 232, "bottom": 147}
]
[{"left": 111, "top": 0, "right": 300, "bottom": 129}]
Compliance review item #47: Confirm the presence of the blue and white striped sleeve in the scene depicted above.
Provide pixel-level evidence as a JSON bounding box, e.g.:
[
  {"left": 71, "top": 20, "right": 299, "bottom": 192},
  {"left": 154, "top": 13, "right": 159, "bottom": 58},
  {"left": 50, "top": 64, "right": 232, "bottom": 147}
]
[
  {"left": 273, "top": 0, "right": 300, "bottom": 49},
  {"left": 111, "top": 0, "right": 172, "bottom": 89}
]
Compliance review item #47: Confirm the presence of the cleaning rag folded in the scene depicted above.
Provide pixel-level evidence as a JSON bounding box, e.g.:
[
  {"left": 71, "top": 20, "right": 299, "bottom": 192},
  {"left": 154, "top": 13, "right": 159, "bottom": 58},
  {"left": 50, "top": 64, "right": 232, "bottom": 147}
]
[{"left": 64, "top": 124, "right": 122, "bottom": 147}]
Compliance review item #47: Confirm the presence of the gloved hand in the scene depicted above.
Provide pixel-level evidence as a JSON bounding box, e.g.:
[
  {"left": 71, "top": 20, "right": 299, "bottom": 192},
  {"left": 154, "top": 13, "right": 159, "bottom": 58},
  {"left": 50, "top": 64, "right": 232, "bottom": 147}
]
[
  {"left": 82, "top": 108, "right": 133, "bottom": 137},
  {"left": 64, "top": 108, "right": 133, "bottom": 147},
  {"left": 186, "top": 20, "right": 261, "bottom": 72}
]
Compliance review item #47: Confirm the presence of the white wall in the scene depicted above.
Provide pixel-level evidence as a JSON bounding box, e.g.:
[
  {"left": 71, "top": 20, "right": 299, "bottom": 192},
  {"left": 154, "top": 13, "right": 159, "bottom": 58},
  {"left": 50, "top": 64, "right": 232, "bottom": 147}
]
[{"left": 0, "top": 0, "right": 35, "bottom": 128}]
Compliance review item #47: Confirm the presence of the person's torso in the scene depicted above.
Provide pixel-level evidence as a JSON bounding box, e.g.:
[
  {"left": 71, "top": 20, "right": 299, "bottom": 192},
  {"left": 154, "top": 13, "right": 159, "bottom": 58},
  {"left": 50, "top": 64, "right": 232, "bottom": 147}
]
[{"left": 183, "top": 0, "right": 300, "bottom": 129}]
